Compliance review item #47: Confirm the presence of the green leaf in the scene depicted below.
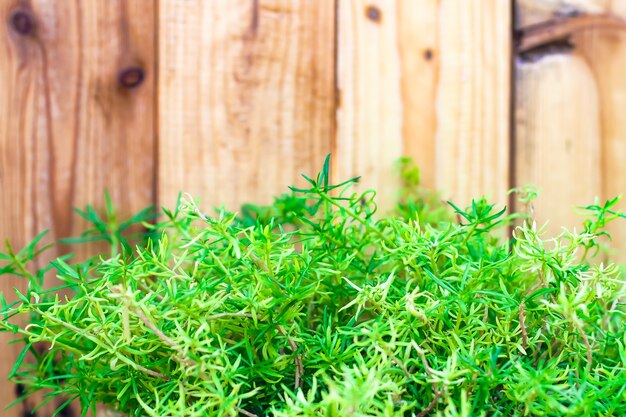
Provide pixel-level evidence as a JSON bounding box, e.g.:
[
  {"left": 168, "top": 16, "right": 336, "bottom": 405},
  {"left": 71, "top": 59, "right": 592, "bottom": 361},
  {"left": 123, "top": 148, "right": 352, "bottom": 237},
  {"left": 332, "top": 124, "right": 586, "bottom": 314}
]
[
  {"left": 51, "top": 395, "right": 79, "bottom": 417},
  {"left": 9, "top": 342, "right": 32, "bottom": 379},
  {"left": 51, "top": 258, "right": 79, "bottom": 280},
  {"left": 319, "top": 153, "right": 331, "bottom": 188},
  {"left": 16, "top": 230, "right": 49, "bottom": 258},
  {"left": 423, "top": 269, "right": 458, "bottom": 295}
]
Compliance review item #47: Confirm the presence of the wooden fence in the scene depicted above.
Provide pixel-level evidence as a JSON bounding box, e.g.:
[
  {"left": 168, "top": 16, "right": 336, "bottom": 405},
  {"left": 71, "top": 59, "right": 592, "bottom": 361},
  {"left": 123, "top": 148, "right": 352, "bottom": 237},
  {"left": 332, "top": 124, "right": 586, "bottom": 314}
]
[{"left": 1, "top": 0, "right": 625, "bottom": 414}]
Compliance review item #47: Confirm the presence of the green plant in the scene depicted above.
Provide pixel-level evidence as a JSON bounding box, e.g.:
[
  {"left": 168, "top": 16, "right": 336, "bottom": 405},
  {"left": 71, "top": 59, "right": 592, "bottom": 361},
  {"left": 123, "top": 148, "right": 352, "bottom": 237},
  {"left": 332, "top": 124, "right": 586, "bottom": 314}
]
[{"left": 1, "top": 156, "right": 625, "bottom": 417}]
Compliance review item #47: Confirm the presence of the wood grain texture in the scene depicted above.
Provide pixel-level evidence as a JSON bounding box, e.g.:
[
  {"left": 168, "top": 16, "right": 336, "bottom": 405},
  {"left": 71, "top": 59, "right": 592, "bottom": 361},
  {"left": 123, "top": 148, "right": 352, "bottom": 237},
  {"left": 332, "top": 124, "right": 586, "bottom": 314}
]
[
  {"left": 515, "top": 52, "right": 601, "bottom": 236},
  {"left": 517, "top": 0, "right": 626, "bottom": 257},
  {"left": 158, "top": 0, "right": 335, "bottom": 210},
  {"left": 397, "top": 1, "right": 439, "bottom": 190},
  {"left": 336, "top": 0, "right": 418, "bottom": 210},
  {"left": 435, "top": 0, "right": 511, "bottom": 207},
  {"left": 516, "top": 0, "right": 608, "bottom": 26},
  {"left": 575, "top": 32, "right": 626, "bottom": 258},
  {"left": 336, "top": 0, "right": 510, "bottom": 211},
  {"left": 0, "top": 0, "right": 155, "bottom": 414}
]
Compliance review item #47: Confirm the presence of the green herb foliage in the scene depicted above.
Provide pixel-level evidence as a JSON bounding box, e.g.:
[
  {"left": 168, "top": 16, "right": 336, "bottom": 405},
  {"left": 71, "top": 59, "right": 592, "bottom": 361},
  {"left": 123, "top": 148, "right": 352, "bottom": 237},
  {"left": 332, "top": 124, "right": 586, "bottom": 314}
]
[{"left": 1, "top": 156, "right": 626, "bottom": 416}]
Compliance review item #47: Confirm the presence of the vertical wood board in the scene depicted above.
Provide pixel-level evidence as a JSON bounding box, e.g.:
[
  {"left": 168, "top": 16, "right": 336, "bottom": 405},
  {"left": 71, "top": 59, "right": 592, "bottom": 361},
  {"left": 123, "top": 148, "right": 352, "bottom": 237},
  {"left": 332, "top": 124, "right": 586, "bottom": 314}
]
[
  {"left": 335, "top": 0, "right": 422, "bottom": 210},
  {"left": 517, "top": 0, "right": 626, "bottom": 257},
  {"left": 435, "top": 0, "right": 511, "bottom": 208},
  {"left": 158, "top": 0, "right": 336, "bottom": 210},
  {"left": 575, "top": 30, "right": 626, "bottom": 258},
  {"left": 0, "top": 0, "right": 155, "bottom": 414},
  {"left": 515, "top": 53, "right": 601, "bottom": 236},
  {"left": 573, "top": 1, "right": 626, "bottom": 258},
  {"left": 336, "top": 0, "right": 511, "bottom": 212}
]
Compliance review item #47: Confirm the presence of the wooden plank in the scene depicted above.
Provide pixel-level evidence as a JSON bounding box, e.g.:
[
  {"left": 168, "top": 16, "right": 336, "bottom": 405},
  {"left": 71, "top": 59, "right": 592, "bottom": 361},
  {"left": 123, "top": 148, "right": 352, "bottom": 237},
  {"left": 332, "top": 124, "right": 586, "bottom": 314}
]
[
  {"left": 436, "top": 0, "right": 511, "bottom": 207},
  {"left": 517, "top": 0, "right": 626, "bottom": 258},
  {"left": 336, "top": 0, "right": 511, "bottom": 212},
  {"left": 397, "top": 1, "right": 439, "bottom": 190},
  {"left": 0, "top": 0, "right": 155, "bottom": 414},
  {"left": 514, "top": 52, "right": 601, "bottom": 236},
  {"left": 158, "top": 0, "right": 335, "bottom": 210},
  {"left": 336, "top": 0, "right": 412, "bottom": 209},
  {"left": 516, "top": 0, "right": 608, "bottom": 27},
  {"left": 575, "top": 28, "right": 626, "bottom": 258}
]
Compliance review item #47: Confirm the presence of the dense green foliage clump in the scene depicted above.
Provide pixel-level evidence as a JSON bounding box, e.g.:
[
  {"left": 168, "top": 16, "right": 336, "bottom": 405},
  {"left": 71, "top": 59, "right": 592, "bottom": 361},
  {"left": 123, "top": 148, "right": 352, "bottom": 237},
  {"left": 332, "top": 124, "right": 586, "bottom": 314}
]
[{"left": 1, "top": 157, "right": 626, "bottom": 416}]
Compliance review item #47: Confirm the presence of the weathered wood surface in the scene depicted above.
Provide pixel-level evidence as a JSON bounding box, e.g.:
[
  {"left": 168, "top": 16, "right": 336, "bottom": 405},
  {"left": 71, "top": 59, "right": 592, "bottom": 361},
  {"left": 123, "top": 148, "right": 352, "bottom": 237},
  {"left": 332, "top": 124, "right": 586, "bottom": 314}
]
[
  {"left": 435, "top": 0, "right": 511, "bottom": 207},
  {"left": 516, "top": 0, "right": 626, "bottom": 257},
  {"left": 0, "top": 0, "right": 155, "bottom": 415},
  {"left": 158, "top": 0, "right": 336, "bottom": 210},
  {"left": 336, "top": 0, "right": 511, "bottom": 211},
  {"left": 575, "top": 27, "right": 626, "bottom": 258},
  {"left": 516, "top": 0, "right": 609, "bottom": 27},
  {"left": 0, "top": 0, "right": 626, "bottom": 414},
  {"left": 335, "top": 0, "right": 405, "bottom": 211},
  {"left": 515, "top": 52, "right": 601, "bottom": 235}
]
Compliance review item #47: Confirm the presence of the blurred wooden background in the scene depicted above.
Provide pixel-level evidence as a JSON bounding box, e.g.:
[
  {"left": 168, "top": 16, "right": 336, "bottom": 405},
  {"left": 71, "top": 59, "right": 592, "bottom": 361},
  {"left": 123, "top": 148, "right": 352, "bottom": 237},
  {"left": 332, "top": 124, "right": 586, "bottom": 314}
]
[{"left": 1, "top": 0, "right": 625, "bottom": 415}]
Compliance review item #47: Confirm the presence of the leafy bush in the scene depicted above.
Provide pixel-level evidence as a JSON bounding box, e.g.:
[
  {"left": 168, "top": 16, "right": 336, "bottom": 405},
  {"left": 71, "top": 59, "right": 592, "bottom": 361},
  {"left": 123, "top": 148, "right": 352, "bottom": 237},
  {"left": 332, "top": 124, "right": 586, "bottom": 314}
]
[{"left": 1, "top": 157, "right": 625, "bottom": 416}]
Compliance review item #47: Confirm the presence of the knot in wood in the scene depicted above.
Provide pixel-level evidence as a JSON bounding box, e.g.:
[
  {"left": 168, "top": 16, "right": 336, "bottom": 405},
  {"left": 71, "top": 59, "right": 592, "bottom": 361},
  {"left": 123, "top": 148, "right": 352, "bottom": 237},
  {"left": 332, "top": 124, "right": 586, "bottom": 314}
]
[
  {"left": 365, "top": 5, "right": 381, "bottom": 23},
  {"left": 118, "top": 67, "right": 145, "bottom": 89},
  {"left": 10, "top": 10, "right": 35, "bottom": 35}
]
